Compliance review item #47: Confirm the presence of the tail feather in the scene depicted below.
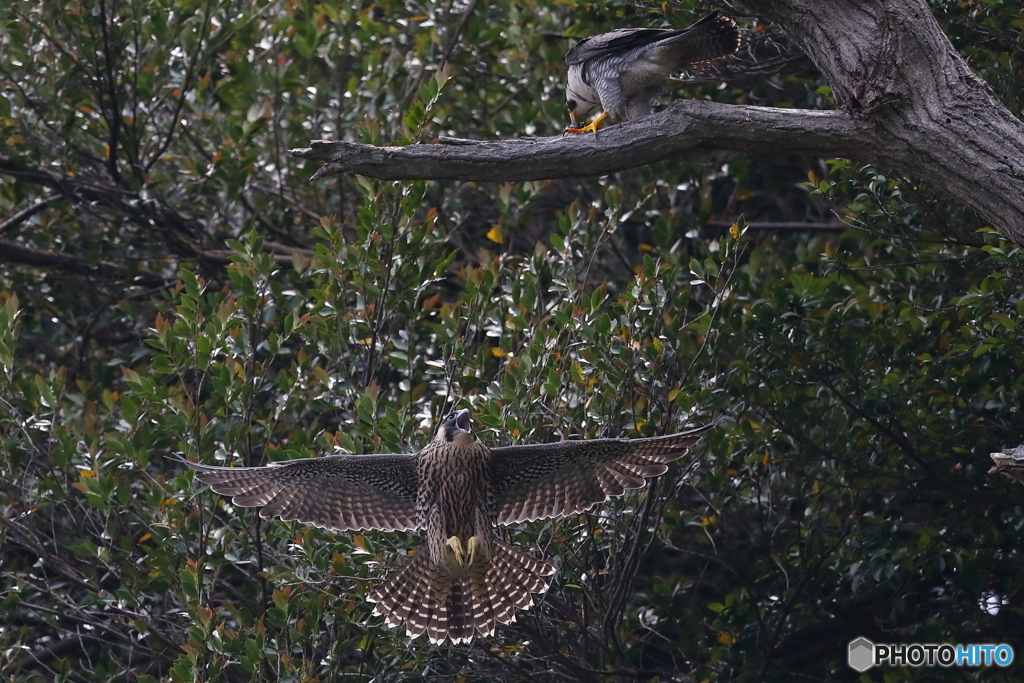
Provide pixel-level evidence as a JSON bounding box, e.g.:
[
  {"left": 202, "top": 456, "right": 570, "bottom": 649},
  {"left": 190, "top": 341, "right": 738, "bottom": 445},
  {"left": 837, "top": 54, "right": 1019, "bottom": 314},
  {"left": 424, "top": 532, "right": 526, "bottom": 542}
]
[
  {"left": 367, "top": 552, "right": 422, "bottom": 627},
  {"left": 446, "top": 580, "right": 473, "bottom": 644},
  {"left": 490, "top": 538, "right": 553, "bottom": 595},
  {"left": 485, "top": 568, "right": 519, "bottom": 624},
  {"left": 468, "top": 560, "right": 496, "bottom": 638},
  {"left": 426, "top": 582, "right": 449, "bottom": 643},
  {"left": 368, "top": 540, "right": 554, "bottom": 644},
  {"left": 658, "top": 12, "right": 740, "bottom": 66}
]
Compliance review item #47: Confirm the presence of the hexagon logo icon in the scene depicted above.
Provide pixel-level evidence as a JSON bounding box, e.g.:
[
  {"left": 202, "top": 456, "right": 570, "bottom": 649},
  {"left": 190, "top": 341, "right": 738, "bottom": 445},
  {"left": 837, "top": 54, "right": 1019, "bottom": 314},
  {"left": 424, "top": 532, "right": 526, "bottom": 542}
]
[{"left": 848, "top": 637, "right": 875, "bottom": 672}]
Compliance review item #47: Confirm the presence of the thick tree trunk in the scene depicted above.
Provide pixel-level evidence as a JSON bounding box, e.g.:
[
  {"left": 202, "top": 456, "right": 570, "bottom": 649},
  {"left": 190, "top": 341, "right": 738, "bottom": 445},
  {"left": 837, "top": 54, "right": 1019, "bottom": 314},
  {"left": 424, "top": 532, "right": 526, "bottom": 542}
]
[
  {"left": 746, "top": 0, "right": 1024, "bottom": 241},
  {"left": 292, "top": 0, "right": 1024, "bottom": 243}
]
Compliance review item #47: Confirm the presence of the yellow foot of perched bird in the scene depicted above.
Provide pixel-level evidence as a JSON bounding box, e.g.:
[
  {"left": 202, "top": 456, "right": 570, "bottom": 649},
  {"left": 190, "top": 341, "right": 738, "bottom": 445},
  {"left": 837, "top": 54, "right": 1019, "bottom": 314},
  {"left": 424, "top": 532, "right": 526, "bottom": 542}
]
[
  {"left": 447, "top": 536, "right": 465, "bottom": 566},
  {"left": 565, "top": 112, "right": 608, "bottom": 136}
]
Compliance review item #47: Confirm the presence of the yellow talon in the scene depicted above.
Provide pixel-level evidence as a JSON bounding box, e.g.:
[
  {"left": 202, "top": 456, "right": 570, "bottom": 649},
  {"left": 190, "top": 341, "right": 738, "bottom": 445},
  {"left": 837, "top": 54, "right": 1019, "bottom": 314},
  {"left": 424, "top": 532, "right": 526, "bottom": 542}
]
[
  {"left": 446, "top": 536, "right": 465, "bottom": 566},
  {"left": 565, "top": 112, "right": 609, "bottom": 136},
  {"left": 467, "top": 536, "right": 480, "bottom": 566}
]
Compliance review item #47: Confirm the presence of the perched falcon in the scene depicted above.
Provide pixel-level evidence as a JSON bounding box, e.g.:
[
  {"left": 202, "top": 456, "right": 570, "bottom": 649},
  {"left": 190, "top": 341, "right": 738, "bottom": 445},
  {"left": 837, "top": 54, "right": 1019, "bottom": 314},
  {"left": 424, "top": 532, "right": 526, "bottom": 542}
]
[
  {"left": 564, "top": 11, "right": 740, "bottom": 134},
  {"left": 181, "top": 410, "right": 712, "bottom": 644}
]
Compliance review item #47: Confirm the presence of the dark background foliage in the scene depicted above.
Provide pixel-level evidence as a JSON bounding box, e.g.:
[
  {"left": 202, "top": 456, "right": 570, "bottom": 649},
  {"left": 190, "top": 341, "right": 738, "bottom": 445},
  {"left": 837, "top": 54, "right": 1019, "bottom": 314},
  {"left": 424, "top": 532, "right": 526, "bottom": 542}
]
[{"left": 1, "top": 0, "right": 1023, "bottom": 681}]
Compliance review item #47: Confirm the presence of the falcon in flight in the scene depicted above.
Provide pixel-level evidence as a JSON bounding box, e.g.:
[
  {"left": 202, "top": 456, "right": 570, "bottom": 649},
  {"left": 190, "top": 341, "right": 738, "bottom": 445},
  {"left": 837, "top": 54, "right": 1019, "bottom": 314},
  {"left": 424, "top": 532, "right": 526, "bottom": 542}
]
[
  {"left": 564, "top": 10, "right": 740, "bottom": 134},
  {"left": 182, "top": 410, "right": 712, "bottom": 644}
]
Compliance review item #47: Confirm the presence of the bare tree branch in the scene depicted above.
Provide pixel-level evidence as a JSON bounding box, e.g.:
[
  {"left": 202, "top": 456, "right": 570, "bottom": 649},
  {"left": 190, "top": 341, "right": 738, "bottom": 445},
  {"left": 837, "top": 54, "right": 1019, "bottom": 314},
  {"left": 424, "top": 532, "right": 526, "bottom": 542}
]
[
  {"left": 0, "top": 240, "right": 168, "bottom": 286},
  {"left": 293, "top": 102, "right": 860, "bottom": 181},
  {"left": 0, "top": 196, "right": 61, "bottom": 237}
]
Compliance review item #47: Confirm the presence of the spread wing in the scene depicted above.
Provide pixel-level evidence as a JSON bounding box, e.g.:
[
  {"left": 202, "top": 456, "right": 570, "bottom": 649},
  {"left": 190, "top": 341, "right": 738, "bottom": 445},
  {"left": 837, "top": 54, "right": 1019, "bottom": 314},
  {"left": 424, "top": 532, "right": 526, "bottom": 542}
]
[
  {"left": 181, "top": 454, "right": 420, "bottom": 531},
  {"left": 565, "top": 11, "right": 730, "bottom": 66},
  {"left": 489, "top": 425, "right": 712, "bottom": 525}
]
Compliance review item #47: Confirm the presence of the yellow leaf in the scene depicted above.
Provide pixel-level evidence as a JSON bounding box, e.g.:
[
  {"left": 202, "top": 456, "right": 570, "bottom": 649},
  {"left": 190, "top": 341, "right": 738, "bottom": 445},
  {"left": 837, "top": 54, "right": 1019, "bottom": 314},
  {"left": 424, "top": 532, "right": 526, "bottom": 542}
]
[
  {"left": 424, "top": 207, "right": 437, "bottom": 235},
  {"left": 486, "top": 225, "right": 503, "bottom": 243},
  {"left": 717, "top": 631, "right": 733, "bottom": 646},
  {"left": 196, "top": 605, "right": 214, "bottom": 626},
  {"left": 730, "top": 223, "right": 740, "bottom": 240},
  {"left": 762, "top": 453, "right": 770, "bottom": 467},
  {"left": 352, "top": 534, "right": 365, "bottom": 549},
  {"left": 79, "top": 469, "right": 97, "bottom": 478},
  {"left": 138, "top": 533, "right": 152, "bottom": 543},
  {"left": 699, "top": 516, "right": 716, "bottom": 526},
  {"left": 638, "top": 243, "right": 654, "bottom": 252}
]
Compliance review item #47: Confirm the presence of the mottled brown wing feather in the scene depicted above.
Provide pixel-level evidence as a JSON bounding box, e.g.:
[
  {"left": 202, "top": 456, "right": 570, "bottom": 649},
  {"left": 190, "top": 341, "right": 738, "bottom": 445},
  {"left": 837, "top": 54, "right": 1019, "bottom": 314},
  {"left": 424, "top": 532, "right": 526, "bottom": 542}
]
[
  {"left": 489, "top": 425, "right": 712, "bottom": 525},
  {"left": 181, "top": 454, "right": 420, "bottom": 531}
]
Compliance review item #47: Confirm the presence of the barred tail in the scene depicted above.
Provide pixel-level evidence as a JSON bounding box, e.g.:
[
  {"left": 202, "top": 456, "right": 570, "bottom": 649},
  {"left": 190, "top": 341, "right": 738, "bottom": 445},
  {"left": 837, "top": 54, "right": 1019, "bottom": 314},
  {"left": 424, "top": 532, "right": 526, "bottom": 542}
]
[
  {"left": 663, "top": 12, "right": 741, "bottom": 66},
  {"left": 485, "top": 538, "right": 554, "bottom": 622},
  {"left": 367, "top": 541, "right": 555, "bottom": 645}
]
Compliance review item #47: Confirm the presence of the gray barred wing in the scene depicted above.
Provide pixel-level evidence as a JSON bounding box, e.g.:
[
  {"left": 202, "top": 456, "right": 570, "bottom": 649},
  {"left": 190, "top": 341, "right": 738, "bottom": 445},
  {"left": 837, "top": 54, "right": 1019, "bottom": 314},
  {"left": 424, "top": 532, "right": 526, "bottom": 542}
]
[
  {"left": 564, "top": 11, "right": 736, "bottom": 66},
  {"left": 182, "top": 454, "right": 420, "bottom": 531},
  {"left": 488, "top": 426, "right": 710, "bottom": 525},
  {"left": 565, "top": 28, "right": 679, "bottom": 66}
]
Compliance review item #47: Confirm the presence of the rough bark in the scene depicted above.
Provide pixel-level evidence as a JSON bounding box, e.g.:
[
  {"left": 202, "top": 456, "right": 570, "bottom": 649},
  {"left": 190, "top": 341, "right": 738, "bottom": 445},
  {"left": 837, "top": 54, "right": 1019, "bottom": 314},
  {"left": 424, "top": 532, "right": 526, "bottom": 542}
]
[{"left": 291, "top": 0, "right": 1024, "bottom": 243}]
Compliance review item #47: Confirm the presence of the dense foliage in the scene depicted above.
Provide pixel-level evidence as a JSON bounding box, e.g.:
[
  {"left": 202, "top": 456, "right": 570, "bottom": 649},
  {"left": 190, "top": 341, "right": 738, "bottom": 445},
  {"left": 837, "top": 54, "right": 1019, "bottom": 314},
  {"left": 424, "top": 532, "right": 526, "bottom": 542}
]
[{"left": 2, "top": 0, "right": 1023, "bottom": 681}]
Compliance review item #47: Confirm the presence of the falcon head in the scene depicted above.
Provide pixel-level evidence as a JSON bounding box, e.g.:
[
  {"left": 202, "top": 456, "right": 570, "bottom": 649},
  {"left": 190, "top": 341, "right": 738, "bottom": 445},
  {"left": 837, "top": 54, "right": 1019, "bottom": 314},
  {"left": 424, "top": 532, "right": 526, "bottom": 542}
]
[
  {"left": 565, "top": 92, "right": 596, "bottom": 131},
  {"left": 441, "top": 409, "right": 475, "bottom": 445}
]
